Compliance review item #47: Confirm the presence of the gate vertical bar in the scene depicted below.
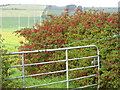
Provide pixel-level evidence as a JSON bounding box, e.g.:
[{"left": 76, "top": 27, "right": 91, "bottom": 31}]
[
  {"left": 66, "top": 49, "right": 69, "bottom": 88},
  {"left": 22, "top": 53, "right": 25, "bottom": 88},
  {"left": 97, "top": 46, "right": 100, "bottom": 89}
]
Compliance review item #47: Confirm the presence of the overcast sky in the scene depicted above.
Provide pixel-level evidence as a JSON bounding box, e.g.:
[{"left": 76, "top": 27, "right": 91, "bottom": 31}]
[{"left": 0, "top": 0, "right": 119, "bottom": 7}]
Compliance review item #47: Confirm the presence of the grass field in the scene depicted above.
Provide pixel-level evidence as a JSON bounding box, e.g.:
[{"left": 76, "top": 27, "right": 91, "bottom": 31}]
[
  {"left": 1, "top": 4, "right": 45, "bottom": 52},
  {"left": 0, "top": 4, "right": 46, "bottom": 17},
  {"left": 2, "top": 17, "right": 41, "bottom": 31}
]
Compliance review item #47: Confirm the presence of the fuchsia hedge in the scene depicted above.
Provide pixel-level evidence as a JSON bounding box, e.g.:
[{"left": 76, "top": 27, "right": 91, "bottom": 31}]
[{"left": 14, "top": 9, "right": 120, "bottom": 88}]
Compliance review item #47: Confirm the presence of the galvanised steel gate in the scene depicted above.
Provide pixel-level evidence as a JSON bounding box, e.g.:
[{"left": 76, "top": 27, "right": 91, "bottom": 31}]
[{"left": 5, "top": 45, "right": 100, "bottom": 89}]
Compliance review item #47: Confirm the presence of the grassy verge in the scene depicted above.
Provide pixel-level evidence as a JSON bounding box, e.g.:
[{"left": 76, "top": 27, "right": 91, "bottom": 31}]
[{"left": 7, "top": 68, "right": 86, "bottom": 88}]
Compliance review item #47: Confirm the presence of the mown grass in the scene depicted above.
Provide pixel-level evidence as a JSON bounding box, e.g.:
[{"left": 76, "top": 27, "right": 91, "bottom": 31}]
[{"left": 2, "top": 30, "right": 24, "bottom": 52}]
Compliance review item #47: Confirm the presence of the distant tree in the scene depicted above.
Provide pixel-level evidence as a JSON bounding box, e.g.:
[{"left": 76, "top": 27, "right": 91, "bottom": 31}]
[
  {"left": 46, "top": 5, "right": 52, "bottom": 10},
  {"left": 66, "top": 4, "right": 77, "bottom": 11},
  {"left": 77, "top": 5, "right": 82, "bottom": 10}
]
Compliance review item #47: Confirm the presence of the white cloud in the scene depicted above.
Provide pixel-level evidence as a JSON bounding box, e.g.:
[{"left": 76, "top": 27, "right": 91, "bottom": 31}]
[{"left": 0, "top": 0, "right": 119, "bottom": 7}]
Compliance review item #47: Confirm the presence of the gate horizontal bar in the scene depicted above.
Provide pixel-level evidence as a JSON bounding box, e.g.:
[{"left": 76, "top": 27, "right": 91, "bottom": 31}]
[
  {"left": 71, "top": 84, "right": 98, "bottom": 90},
  {"left": 68, "top": 74, "right": 96, "bottom": 82},
  {"left": 6, "top": 45, "right": 98, "bottom": 55},
  {"left": 8, "top": 55, "right": 98, "bottom": 68},
  {"left": 5, "top": 65, "right": 98, "bottom": 80},
  {"left": 26, "top": 74, "right": 97, "bottom": 88},
  {"left": 69, "top": 65, "right": 98, "bottom": 71}
]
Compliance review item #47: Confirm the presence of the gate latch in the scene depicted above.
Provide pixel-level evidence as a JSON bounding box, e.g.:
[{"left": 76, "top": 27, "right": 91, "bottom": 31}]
[{"left": 91, "top": 58, "right": 98, "bottom": 65}]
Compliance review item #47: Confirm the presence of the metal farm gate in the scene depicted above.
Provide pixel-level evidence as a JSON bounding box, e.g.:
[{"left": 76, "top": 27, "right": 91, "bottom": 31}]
[{"left": 5, "top": 45, "right": 100, "bottom": 89}]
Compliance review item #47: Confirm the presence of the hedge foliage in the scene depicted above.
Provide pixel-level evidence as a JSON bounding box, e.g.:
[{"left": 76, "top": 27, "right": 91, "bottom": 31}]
[{"left": 13, "top": 9, "right": 120, "bottom": 88}]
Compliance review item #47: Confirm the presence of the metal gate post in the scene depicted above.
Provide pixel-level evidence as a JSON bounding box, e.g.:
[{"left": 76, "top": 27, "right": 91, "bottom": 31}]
[
  {"left": 22, "top": 53, "right": 25, "bottom": 88},
  {"left": 97, "top": 47, "right": 100, "bottom": 89},
  {"left": 66, "top": 49, "right": 69, "bottom": 88}
]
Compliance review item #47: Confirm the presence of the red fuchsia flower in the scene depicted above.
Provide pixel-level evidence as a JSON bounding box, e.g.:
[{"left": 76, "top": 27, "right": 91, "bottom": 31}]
[
  {"left": 98, "top": 27, "right": 100, "bottom": 29},
  {"left": 96, "top": 73, "right": 99, "bottom": 76},
  {"left": 39, "top": 65, "right": 43, "bottom": 67},
  {"left": 45, "top": 52, "right": 49, "bottom": 53},
  {"left": 74, "top": 31, "right": 78, "bottom": 34},
  {"left": 49, "top": 51, "right": 54, "bottom": 53},
  {"left": 24, "top": 53, "right": 28, "bottom": 56},
  {"left": 65, "top": 9, "right": 69, "bottom": 12},
  {"left": 110, "top": 62, "right": 113, "bottom": 64},
  {"left": 98, "top": 24, "right": 103, "bottom": 26},
  {"left": 114, "top": 68, "right": 117, "bottom": 70},
  {"left": 107, "top": 18, "right": 112, "bottom": 22},
  {"left": 33, "top": 70, "right": 38, "bottom": 71},
  {"left": 70, "top": 31, "right": 73, "bottom": 33},
  {"left": 50, "top": 17, "right": 53, "bottom": 19},
  {"left": 112, "top": 17, "right": 115, "bottom": 19},
  {"left": 34, "top": 76, "right": 39, "bottom": 78},
  {"left": 116, "top": 47, "right": 119, "bottom": 50},
  {"left": 65, "top": 34, "right": 68, "bottom": 37},
  {"left": 56, "top": 40, "right": 63, "bottom": 42},
  {"left": 45, "top": 34, "right": 49, "bottom": 37},
  {"left": 82, "top": 72, "right": 88, "bottom": 76},
  {"left": 58, "top": 16, "right": 62, "bottom": 18},
  {"left": 75, "top": 9, "right": 81, "bottom": 13},
  {"left": 24, "top": 46, "right": 30, "bottom": 49},
  {"left": 49, "top": 60, "right": 53, "bottom": 61},
  {"left": 93, "top": 20, "right": 97, "bottom": 22},
  {"left": 109, "top": 56, "right": 113, "bottom": 58},
  {"left": 74, "top": 13, "right": 78, "bottom": 15},
  {"left": 54, "top": 31, "right": 57, "bottom": 33},
  {"left": 113, "top": 22, "right": 118, "bottom": 25},
  {"left": 85, "top": 22, "right": 89, "bottom": 25},
  {"left": 47, "top": 55, "right": 51, "bottom": 57},
  {"left": 69, "top": 25, "right": 73, "bottom": 27},
  {"left": 86, "top": 33, "right": 89, "bottom": 35},
  {"left": 33, "top": 30, "right": 38, "bottom": 32},
  {"left": 105, "top": 76, "right": 109, "bottom": 78},
  {"left": 58, "top": 27, "right": 63, "bottom": 30},
  {"left": 35, "top": 38, "right": 40, "bottom": 41},
  {"left": 96, "top": 78, "right": 98, "bottom": 81},
  {"left": 43, "top": 46, "right": 46, "bottom": 48},
  {"left": 53, "top": 26, "right": 56, "bottom": 28}
]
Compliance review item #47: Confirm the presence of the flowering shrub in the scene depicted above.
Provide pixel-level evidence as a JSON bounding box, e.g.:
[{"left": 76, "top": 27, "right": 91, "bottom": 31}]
[{"left": 14, "top": 9, "right": 120, "bottom": 88}]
